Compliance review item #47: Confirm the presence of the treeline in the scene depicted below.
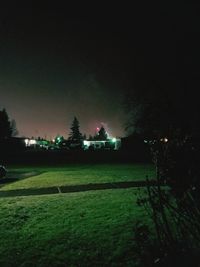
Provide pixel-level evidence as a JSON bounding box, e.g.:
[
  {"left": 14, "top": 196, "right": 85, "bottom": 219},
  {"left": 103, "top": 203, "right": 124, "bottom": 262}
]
[{"left": 0, "top": 108, "right": 17, "bottom": 140}]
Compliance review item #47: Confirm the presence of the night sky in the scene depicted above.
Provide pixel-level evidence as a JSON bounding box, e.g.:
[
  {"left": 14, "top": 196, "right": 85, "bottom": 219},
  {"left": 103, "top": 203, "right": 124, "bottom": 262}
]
[{"left": 1, "top": 3, "right": 200, "bottom": 139}]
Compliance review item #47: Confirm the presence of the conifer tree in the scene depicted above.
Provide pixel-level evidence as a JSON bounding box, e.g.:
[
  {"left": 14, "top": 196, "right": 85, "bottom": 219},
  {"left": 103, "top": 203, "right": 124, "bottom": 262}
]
[
  {"left": 68, "top": 117, "right": 83, "bottom": 142},
  {"left": 95, "top": 126, "right": 108, "bottom": 141},
  {"left": 0, "top": 108, "right": 16, "bottom": 139}
]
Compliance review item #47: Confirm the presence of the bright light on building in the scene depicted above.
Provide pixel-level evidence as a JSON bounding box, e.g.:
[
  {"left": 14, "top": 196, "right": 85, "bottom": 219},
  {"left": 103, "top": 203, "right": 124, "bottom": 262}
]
[
  {"left": 29, "top": 139, "right": 37, "bottom": 145},
  {"left": 24, "top": 138, "right": 37, "bottom": 146},
  {"left": 83, "top": 140, "right": 90, "bottom": 146},
  {"left": 24, "top": 139, "right": 29, "bottom": 146}
]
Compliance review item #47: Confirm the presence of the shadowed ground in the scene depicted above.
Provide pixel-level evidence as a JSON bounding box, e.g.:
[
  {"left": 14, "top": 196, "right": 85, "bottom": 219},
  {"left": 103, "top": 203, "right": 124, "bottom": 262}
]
[
  {"left": 0, "top": 171, "right": 43, "bottom": 186},
  {"left": 0, "top": 180, "right": 161, "bottom": 197}
]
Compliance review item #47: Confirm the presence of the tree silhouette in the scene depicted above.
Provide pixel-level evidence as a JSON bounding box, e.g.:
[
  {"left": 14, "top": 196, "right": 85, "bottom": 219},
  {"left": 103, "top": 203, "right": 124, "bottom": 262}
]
[
  {"left": 88, "top": 134, "right": 93, "bottom": 141},
  {"left": 68, "top": 117, "right": 83, "bottom": 142},
  {"left": 0, "top": 108, "right": 16, "bottom": 140},
  {"left": 10, "top": 119, "right": 18, "bottom": 137},
  {"left": 95, "top": 126, "right": 108, "bottom": 141},
  {"left": 124, "top": 83, "right": 199, "bottom": 140}
]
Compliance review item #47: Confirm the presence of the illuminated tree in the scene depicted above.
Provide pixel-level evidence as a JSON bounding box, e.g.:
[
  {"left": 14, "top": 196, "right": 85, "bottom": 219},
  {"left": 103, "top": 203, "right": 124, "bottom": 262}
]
[
  {"left": 0, "top": 108, "right": 17, "bottom": 140},
  {"left": 68, "top": 117, "right": 83, "bottom": 142},
  {"left": 55, "top": 135, "right": 64, "bottom": 145}
]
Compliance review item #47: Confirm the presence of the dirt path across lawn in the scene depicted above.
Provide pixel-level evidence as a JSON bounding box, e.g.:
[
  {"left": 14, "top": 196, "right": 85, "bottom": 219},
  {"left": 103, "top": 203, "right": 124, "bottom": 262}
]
[{"left": 0, "top": 180, "right": 162, "bottom": 198}]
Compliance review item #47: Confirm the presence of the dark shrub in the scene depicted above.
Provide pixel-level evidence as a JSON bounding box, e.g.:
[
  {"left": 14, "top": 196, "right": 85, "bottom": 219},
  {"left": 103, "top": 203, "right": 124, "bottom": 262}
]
[{"left": 0, "top": 165, "right": 7, "bottom": 178}]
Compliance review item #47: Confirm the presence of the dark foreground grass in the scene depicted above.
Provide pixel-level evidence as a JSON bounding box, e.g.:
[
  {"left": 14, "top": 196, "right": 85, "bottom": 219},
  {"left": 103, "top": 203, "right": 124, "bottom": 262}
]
[{"left": 0, "top": 189, "right": 149, "bottom": 267}]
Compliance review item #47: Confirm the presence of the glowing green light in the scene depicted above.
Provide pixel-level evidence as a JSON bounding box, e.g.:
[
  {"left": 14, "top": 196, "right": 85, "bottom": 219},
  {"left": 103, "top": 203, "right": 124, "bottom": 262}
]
[{"left": 112, "top": 138, "right": 116, "bottom": 143}]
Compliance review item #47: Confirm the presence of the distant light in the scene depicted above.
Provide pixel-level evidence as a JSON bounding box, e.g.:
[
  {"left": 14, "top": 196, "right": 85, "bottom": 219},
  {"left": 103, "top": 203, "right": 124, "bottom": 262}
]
[
  {"left": 112, "top": 138, "right": 116, "bottom": 143},
  {"left": 24, "top": 138, "right": 36, "bottom": 146},
  {"left": 96, "top": 127, "right": 100, "bottom": 131},
  {"left": 24, "top": 139, "right": 29, "bottom": 146},
  {"left": 83, "top": 140, "right": 90, "bottom": 146},
  {"left": 160, "top": 137, "right": 168, "bottom": 143},
  {"left": 29, "top": 139, "right": 37, "bottom": 145}
]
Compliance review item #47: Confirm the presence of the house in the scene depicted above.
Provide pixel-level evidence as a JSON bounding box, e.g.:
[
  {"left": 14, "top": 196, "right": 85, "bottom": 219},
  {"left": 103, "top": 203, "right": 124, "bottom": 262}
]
[{"left": 83, "top": 138, "right": 121, "bottom": 150}]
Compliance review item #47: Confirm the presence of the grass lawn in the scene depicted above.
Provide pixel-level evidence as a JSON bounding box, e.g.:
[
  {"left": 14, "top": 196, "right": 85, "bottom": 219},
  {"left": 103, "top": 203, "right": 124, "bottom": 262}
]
[
  {"left": 0, "top": 164, "right": 155, "bottom": 266},
  {"left": 1, "top": 164, "right": 155, "bottom": 191}
]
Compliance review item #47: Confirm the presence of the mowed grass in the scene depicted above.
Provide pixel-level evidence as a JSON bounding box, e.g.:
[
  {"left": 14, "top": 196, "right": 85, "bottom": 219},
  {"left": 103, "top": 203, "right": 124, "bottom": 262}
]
[
  {"left": 1, "top": 164, "right": 155, "bottom": 191},
  {"left": 0, "top": 164, "right": 155, "bottom": 266},
  {"left": 0, "top": 189, "right": 150, "bottom": 267}
]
